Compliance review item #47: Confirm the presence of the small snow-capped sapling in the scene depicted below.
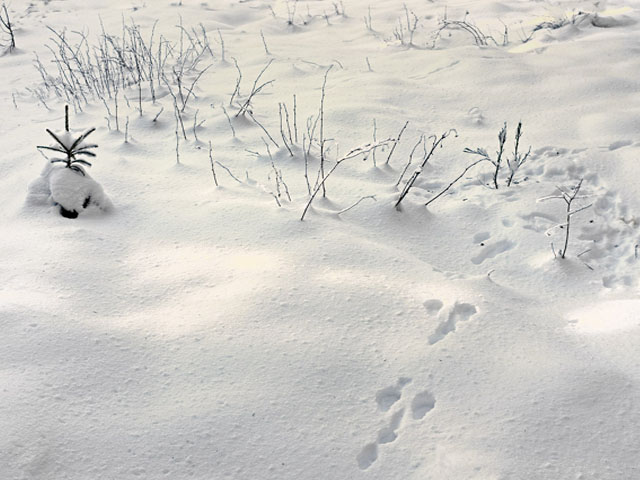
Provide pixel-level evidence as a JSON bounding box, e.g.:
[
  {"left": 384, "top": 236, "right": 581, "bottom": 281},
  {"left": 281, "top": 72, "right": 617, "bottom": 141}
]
[
  {"left": 37, "top": 105, "right": 98, "bottom": 176},
  {"left": 35, "top": 105, "right": 110, "bottom": 218}
]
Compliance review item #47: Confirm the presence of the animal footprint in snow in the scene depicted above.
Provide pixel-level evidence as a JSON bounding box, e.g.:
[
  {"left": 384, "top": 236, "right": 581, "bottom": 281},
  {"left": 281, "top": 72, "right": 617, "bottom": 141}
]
[
  {"left": 358, "top": 378, "right": 411, "bottom": 470},
  {"left": 356, "top": 443, "right": 378, "bottom": 470},
  {"left": 377, "top": 409, "right": 405, "bottom": 444},
  {"left": 375, "top": 377, "right": 411, "bottom": 412},
  {"left": 411, "top": 391, "right": 436, "bottom": 420},
  {"left": 473, "top": 231, "right": 491, "bottom": 244},
  {"left": 428, "top": 302, "right": 477, "bottom": 345},
  {"left": 423, "top": 299, "right": 444, "bottom": 316},
  {"left": 357, "top": 383, "right": 438, "bottom": 469},
  {"left": 607, "top": 139, "right": 632, "bottom": 151}
]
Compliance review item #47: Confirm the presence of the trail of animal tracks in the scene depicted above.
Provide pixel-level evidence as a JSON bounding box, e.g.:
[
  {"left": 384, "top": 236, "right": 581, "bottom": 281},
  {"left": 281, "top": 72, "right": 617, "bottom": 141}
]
[{"left": 2, "top": 0, "right": 640, "bottom": 478}]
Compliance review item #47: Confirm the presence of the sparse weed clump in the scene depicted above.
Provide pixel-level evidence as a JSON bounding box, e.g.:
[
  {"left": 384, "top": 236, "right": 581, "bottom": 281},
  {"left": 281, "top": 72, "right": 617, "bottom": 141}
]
[{"left": 33, "top": 18, "right": 214, "bottom": 114}]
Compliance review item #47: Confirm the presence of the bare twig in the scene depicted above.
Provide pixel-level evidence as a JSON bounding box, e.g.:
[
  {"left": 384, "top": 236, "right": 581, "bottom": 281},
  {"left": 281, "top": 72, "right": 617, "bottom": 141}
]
[
  {"left": 215, "top": 160, "right": 242, "bottom": 183},
  {"left": 386, "top": 121, "right": 408, "bottom": 165},
  {"left": 217, "top": 29, "right": 226, "bottom": 62},
  {"left": 301, "top": 138, "right": 393, "bottom": 220},
  {"left": 208, "top": 140, "right": 218, "bottom": 186},
  {"left": 464, "top": 122, "right": 507, "bottom": 189},
  {"left": 539, "top": 179, "right": 592, "bottom": 259},
  {"left": 396, "top": 134, "right": 423, "bottom": 187},
  {"left": 506, "top": 121, "right": 532, "bottom": 186},
  {"left": 0, "top": 3, "right": 16, "bottom": 52},
  {"left": 338, "top": 195, "right": 377, "bottom": 215},
  {"left": 424, "top": 159, "right": 485, "bottom": 207},
  {"left": 236, "top": 59, "right": 274, "bottom": 117},
  {"left": 260, "top": 29, "right": 270, "bottom": 55},
  {"left": 230, "top": 57, "right": 242, "bottom": 106},
  {"left": 249, "top": 111, "right": 279, "bottom": 149},
  {"left": 395, "top": 129, "right": 457, "bottom": 208},
  {"left": 221, "top": 104, "right": 236, "bottom": 137},
  {"left": 153, "top": 106, "right": 164, "bottom": 122},
  {"left": 318, "top": 65, "right": 333, "bottom": 197},
  {"left": 181, "top": 64, "right": 212, "bottom": 112},
  {"left": 278, "top": 103, "right": 294, "bottom": 156}
]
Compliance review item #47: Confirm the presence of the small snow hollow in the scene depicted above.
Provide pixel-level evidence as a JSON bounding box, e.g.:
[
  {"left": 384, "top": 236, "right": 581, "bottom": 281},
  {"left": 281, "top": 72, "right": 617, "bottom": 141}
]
[{"left": 566, "top": 300, "right": 640, "bottom": 334}]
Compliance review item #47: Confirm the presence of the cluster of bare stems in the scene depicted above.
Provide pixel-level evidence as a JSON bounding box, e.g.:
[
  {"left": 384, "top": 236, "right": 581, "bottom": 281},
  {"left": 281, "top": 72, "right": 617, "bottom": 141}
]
[
  {"left": 232, "top": 62, "right": 335, "bottom": 209},
  {"left": 433, "top": 11, "right": 501, "bottom": 47},
  {"left": 34, "top": 18, "right": 220, "bottom": 165},
  {"left": 283, "top": 0, "right": 346, "bottom": 27},
  {"left": 394, "top": 129, "right": 457, "bottom": 208},
  {"left": 269, "top": 161, "right": 292, "bottom": 207},
  {"left": 389, "top": 127, "right": 490, "bottom": 210},
  {"left": 363, "top": 5, "right": 509, "bottom": 49},
  {"left": 292, "top": 73, "right": 532, "bottom": 220},
  {"left": 225, "top": 60, "right": 390, "bottom": 217},
  {"left": 34, "top": 18, "right": 215, "bottom": 117},
  {"left": 0, "top": 3, "right": 15, "bottom": 53},
  {"left": 223, "top": 71, "right": 586, "bottom": 263},
  {"left": 393, "top": 4, "right": 420, "bottom": 47},
  {"left": 369, "top": 6, "right": 597, "bottom": 50}
]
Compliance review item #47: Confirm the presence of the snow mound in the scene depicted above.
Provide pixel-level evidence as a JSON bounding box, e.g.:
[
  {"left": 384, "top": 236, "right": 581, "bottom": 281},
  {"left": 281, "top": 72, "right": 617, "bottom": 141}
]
[
  {"left": 566, "top": 300, "right": 640, "bottom": 334},
  {"left": 26, "top": 162, "right": 112, "bottom": 218}
]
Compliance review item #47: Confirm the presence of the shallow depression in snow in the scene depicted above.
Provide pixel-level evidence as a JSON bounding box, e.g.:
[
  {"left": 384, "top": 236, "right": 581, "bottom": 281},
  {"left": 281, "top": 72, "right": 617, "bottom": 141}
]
[{"left": 566, "top": 300, "right": 640, "bottom": 334}]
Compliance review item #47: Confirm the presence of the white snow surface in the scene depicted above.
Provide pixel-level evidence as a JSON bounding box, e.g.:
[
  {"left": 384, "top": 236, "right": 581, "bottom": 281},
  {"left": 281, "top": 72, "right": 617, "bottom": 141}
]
[{"left": 2, "top": 0, "right": 640, "bottom": 479}]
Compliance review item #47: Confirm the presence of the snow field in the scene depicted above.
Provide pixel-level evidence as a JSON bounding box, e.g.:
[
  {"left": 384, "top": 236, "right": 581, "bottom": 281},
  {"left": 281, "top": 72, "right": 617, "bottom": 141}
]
[{"left": 1, "top": 0, "right": 640, "bottom": 478}]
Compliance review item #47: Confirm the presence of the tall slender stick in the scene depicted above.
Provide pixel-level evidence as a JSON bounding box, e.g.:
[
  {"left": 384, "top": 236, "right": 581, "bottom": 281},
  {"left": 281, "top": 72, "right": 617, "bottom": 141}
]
[
  {"left": 293, "top": 94, "right": 298, "bottom": 144},
  {"left": 319, "top": 65, "right": 333, "bottom": 197},
  {"left": 208, "top": 141, "right": 218, "bottom": 186},
  {"left": 385, "top": 121, "right": 408, "bottom": 165}
]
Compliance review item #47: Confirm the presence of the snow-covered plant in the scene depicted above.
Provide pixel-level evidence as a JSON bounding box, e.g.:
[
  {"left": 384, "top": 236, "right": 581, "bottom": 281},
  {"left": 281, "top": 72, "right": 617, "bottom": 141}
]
[
  {"left": 394, "top": 5, "right": 420, "bottom": 47},
  {"left": 539, "top": 178, "right": 592, "bottom": 259},
  {"left": 464, "top": 123, "right": 507, "bottom": 190},
  {"left": 465, "top": 121, "right": 532, "bottom": 189},
  {"left": 395, "top": 129, "right": 457, "bottom": 209},
  {"left": 37, "top": 106, "right": 98, "bottom": 176},
  {"left": 506, "top": 121, "right": 531, "bottom": 186}
]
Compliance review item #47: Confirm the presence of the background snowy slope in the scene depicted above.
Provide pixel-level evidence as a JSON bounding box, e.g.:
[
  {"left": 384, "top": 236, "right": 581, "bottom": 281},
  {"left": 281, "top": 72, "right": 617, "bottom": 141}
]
[{"left": 1, "top": 0, "right": 640, "bottom": 478}]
